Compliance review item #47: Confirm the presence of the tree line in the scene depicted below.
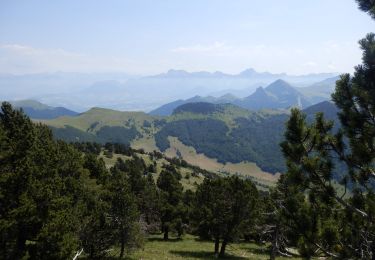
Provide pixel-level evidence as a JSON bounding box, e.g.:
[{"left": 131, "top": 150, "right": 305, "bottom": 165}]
[
  {"left": 0, "top": 101, "right": 261, "bottom": 259},
  {"left": 1, "top": 1, "right": 374, "bottom": 259}
]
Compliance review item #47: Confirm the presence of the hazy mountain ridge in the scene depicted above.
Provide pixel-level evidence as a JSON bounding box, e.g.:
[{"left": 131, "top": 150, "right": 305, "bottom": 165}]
[
  {"left": 150, "top": 79, "right": 322, "bottom": 116},
  {"left": 9, "top": 99, "right": 79, "bottom": 119},
  {"left": 0, "top": 69, "right": 339, "bottom": 112},
  {"left": 296, "top": 76, "right": 340, "bottom": 104}
]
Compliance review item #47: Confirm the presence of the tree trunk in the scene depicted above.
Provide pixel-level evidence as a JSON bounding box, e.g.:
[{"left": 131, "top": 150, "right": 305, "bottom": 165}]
[
  {"left": 163, "top": 226, "right": 169, "bottom": 240},
  {"left": 219, "top": 238, "right": 228, "bottom": 258},
  {"left": 120, "top": 229, "right": 125, "bottom": 258},
  {"left": 270, "top": 225, "right": 279, "bottom": 260},
  {"left": 214, "top": 237, "right": 220, "bottom": 256},
  {"left": 90, "top": 245, "right": 94, "bottom": 259}
]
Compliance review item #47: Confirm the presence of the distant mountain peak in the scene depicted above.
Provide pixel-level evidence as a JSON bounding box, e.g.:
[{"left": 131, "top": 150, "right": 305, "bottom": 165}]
[
  {"left": 8, "top": 99, "right": 78, "bottom": 119},
  {"left": 239, "top": 68, "right": 257, "bottom": 76},
  {"left": 219, "top": 93, "right": 237, "bottom": 100},
  {"left": 10, "top": 99, "right": 52, "bottom": 110},
  {"left": 265, "top": 79, "right": 294, "bottom": 92},
  {"left": 166, "top": 69, "right": 190, "bottom": 77}
]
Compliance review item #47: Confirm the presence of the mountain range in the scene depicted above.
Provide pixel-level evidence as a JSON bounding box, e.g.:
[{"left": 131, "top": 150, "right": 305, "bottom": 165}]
[
  {"left": 0, "top": 68, "right": 339, "bottom": 112},
  {"left": 150, "top": 78, "right": 338, "bottom": 116}
]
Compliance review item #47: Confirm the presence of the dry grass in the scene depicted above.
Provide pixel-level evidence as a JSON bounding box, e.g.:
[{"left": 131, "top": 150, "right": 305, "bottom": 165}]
[{"left": 165, "top": 137, "right": 278, "bottom": 188}]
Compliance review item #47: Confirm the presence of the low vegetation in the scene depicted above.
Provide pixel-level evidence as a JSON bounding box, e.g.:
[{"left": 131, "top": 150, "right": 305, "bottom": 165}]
[{"left": 1, "top": 3, "right": 374, "bottom": 259}]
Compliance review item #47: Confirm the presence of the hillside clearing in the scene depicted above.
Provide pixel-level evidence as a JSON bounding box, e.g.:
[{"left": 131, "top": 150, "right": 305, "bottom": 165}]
[
  {"left": 106, "top": 234, "right": 302, "bottom": 260},
  {"left": 165, "top": 137, "right": 278, "bottom": 188}
]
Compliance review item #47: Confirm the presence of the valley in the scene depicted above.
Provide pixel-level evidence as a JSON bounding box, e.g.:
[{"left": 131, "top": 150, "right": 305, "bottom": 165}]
[{"left": 33, "top": 92, "right": 339, "bottom": 188}]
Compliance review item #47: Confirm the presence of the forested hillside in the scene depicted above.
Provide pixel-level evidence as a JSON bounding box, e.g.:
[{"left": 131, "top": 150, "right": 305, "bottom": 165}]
[{"left": 43, "top": 101, "right": 339, "bottom": 177}]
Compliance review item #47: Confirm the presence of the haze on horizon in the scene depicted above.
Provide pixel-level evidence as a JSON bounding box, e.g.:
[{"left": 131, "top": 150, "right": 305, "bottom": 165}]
[{"left": 0, "top": 0, "right": 374, "bottom": 76}]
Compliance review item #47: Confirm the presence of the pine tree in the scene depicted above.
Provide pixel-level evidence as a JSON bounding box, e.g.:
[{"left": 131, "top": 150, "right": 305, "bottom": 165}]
[
  {"left": 276, "top": 2, "right": 375, "bottom": 257},
  {"left": 193, "top": 176, "right": 258, "bottom": 257},
  {"left": 157, "top": 169, "right": 184, "bottom": 240},
  {"left": 106, "top": 167, "right": 142, "bottom": 258},
  {"left": 356, "top": 0, "right": 375, "bottom": 19},
  {"left": 0, "top": 103, "right": 85, "bottom": 259}
]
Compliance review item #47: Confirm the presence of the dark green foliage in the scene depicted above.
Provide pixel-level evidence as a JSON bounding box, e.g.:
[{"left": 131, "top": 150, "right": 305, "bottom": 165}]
[
  {"left": 112, "top": 143, "right": 133, "bottom": 155},
  {"left": 192, "top": 176, "right": 258, "bottom": 257},
  {"left": 51, "top": 125, "right": 140, "bottom": 145},
  {"left": 105, "top": 167, "right": 142, "bottom": 258},
  {"left": 141, "top": 174, "right": 161, "bottom": 231},
  {"left": 155, "top": 116, "right": 287, "bottom": 173},
  {"left": 72, "top": 142, "right": 102, "bottom": 155},
  {"left": 83, "top": 153, "right": 108, "bottom": 183},
  {"left": 162, "top": 164, "right": 182, "bottom": 180},
  {"left": 157, "top": 169, "right": 185, "bottom": 240},
  {"left": 278, "top": 112, "right": 343, "bottom": 257},
  {"left": 230, "top": 116, "right": 287, "bottom": 173},
  {"left": 96, "top": 126, "right": 139, "bottom": 145},
  {"left": 155, "top": 119, "right": 229, "bottom": 155},
  {"left": 277, "top": 32, "right": 375, "bottom": 258},
  {"left": 154, "top": 119, "right": 167, "bottom": 128},
  {"left": 51, "top": 125, "right": 98, "bottom": 142},
  {"left": 0, "top": 103, "right": 148, "bottom": 259},
  {"left": 80, "top": 190, "right": 114, "bottom": 259},
  {"left": 111, "top": 158, "right": 161, "bottom": 234},
  {"left": 356, "top": 0, "right": 375, "bottom": 19},
  {"left": 0, "top": 102, "right": 85, "bottom": 259},
  {"left": 172, "top": 102, "right": 225, "bottom": 115},
  {"left": 332, "top": 33, "right": 375, "bottom": 186},
  {"left": 143, "top": 120, "right": 152, "bottom": 127}
]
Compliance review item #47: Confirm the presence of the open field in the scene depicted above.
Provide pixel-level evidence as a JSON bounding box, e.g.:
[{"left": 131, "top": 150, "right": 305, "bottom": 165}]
[{"left": 102, "top": 234, "right": 301, "bottom": 260}]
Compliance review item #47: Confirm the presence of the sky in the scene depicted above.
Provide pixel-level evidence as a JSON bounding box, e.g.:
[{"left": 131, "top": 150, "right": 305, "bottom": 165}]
[{"left": 0, "top": 0, "right": 374, "bottom": 76}]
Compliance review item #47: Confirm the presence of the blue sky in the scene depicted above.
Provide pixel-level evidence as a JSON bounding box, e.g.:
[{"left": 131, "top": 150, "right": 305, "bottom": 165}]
[{"left": 0, "top": 0, "right": 373, "bottom": 75}]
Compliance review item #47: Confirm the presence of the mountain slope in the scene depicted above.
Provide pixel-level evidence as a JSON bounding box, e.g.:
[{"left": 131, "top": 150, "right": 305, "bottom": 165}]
[
  {"left": 43, "top": 107, "right": 159, "bottom": 144},
  {"left": 149, "top": 94, "right": 238, "bottom": 116},
  {"left": 297, "top": 76, "right": 340, "bottom": 103},
  {"left": 10, "top": 99, "right": 79, "bottom": 119},
  {"left": 150, "top": 79, "right": 313, "bottom": 116},
  {"left": 236, "top": 79, "right": 311, "bottom": 110},
  {"left": 42, "top": 101, "right": 339, "bottom": 177}
]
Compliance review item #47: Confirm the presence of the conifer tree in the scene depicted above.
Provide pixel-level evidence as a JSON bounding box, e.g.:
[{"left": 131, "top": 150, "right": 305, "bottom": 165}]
[
  {"left": 279, "top": 29, "right": 375, "bottom": 258},
  {"left": 157, "top": 169, "right": 184, "bottom": 240},
  {"left": 193, "top": 176, "right": 258, "bottom": 257},
  {"left": 106, "top": 167, "right": 141, "bottom": 258},
  {"left": 0, "top": 103, "right": 85, "bottom": 259},
  {"left": 356, "top": 0, "right": 375, "bottom": 18}
]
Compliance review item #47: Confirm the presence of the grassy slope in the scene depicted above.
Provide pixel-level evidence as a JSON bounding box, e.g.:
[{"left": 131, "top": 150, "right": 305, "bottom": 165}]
[
  {"left": 165, "top": 137, "right": 279, "bottom": 188},
  {"left": 43, "top": 106, "right": 282, "bottom": 188},
  {"left": 99, "top": 150, "right": 204, "bottom": 191},
  {"left": 43, "top": 107, "right": 158, "bottom": 132}
]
